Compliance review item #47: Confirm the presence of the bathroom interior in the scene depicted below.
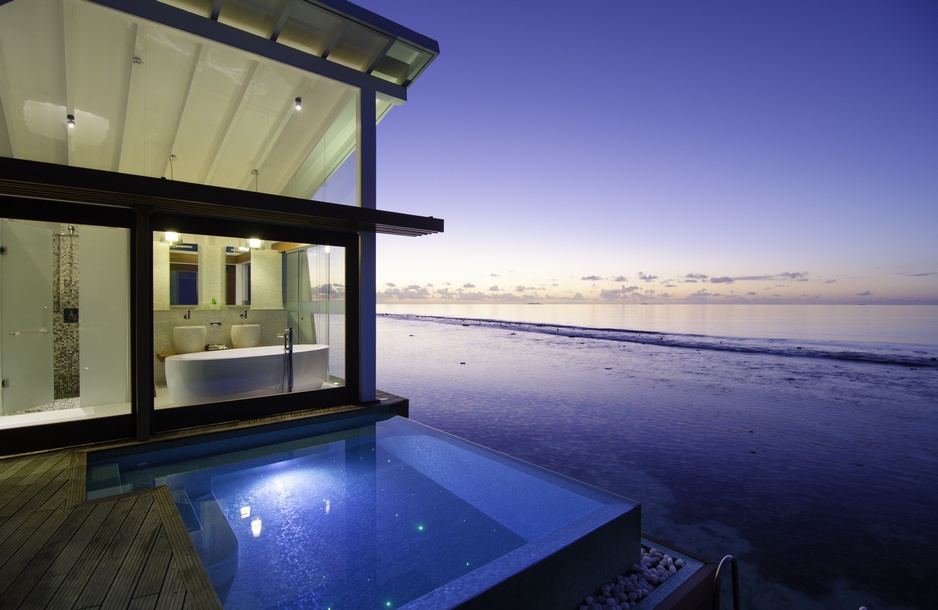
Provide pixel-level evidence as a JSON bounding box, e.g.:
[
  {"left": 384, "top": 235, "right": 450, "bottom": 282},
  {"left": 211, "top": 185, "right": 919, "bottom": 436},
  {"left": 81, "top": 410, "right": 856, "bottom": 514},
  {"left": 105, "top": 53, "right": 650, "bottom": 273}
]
[{"left": 0, "top": 217, "right": 345, "bottom": 427}]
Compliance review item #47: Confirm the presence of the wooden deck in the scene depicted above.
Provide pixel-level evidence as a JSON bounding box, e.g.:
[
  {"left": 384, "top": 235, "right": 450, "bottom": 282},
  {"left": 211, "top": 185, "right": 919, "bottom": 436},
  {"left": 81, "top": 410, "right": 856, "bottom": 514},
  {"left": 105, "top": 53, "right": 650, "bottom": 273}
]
[
  {"left": 0, "top": 402, "right": 400, "bottom": 609},
  {"left": 0, "top": 448, "right": 220, "bottom": 609}
]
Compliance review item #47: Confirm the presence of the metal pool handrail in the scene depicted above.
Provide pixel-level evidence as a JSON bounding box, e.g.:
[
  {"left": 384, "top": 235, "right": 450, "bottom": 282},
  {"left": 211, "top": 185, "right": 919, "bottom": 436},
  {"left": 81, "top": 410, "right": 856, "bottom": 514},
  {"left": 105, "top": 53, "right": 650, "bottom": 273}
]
[{"left": 713, "top": 554, "right": 740, "bottom": 610}]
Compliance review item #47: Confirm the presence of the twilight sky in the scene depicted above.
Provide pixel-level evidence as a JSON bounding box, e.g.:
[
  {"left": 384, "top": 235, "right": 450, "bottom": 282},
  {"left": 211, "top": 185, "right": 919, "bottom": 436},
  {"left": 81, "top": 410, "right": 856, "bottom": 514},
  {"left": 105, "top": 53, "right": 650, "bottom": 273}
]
[{"left": 360, "top": 0, "right": 937, "bottom": 304}]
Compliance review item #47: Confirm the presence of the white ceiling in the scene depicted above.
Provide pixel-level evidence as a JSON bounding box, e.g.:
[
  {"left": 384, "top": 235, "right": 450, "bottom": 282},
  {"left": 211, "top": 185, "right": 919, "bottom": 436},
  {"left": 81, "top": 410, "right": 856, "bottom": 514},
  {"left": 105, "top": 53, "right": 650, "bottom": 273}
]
[{"left": 0, "top": 0, "right": 436, "bottom": 200}]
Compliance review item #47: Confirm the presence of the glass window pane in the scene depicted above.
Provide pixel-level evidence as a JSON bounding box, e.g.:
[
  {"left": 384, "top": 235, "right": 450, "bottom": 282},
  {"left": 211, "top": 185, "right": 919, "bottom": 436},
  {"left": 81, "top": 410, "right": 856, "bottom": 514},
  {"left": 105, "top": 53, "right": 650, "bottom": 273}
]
[
  {"left": 154, "top": 231, "right": 345, "bottom": 409},
  {"left": 0, "top": 220, "right": 131, "bottom": 429}
]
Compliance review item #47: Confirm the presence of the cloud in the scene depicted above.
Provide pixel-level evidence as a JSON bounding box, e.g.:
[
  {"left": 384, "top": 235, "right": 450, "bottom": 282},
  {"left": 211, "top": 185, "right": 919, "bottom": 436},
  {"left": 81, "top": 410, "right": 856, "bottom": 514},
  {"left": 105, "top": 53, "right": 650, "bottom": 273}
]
[
  {"left": 690, "top": 289, "right": 718, "bottom": 298},
  {"left": 685, "top": 273, "right": 708, "bottom": 280},
  {"left": 683, "top": 279, "right": 698, "bottom": 283},
  {"left": 599, "top": 285, "right": 641, "bottom": 300},
  {"left": 780, "top": 271, "right": 809, "bottom": 282},
  {"left": 489, "top": 285, "right": 501, "bottom": 292},
  {"left": 316, "top": 283, "right": 345, "bottom": 297},
  {"left": 856, "top": 290, "right": 873, "bottom": 296},
  {"left": 613, "top": 275, "right": 628, "bottom": 282},
  {"left": 380, "top": 284, "right": 430, "bottom": 299},
  {"left": 746, "top": 291, "right": 756, "bottom": 296},
  {"left": 824, "top": 279, "right": 837, "bottom": 284},
  {"left": 638, "top": 271, "right": 658, "bottom": 282},
  {"left": 463, "top": 282, "right": 476, "bottom": 289},
  {"left": 515, "top": 285, "right": 532, "bottom": 292},
  {"left": 489, "top": 273, "right": 501, "bottom": 277},
  {"left": 457, "top": 291, "right": 487, "bottom": 300},
  {"left": 901, "top": 271, "right": 938, "bottom": 277},
  {"left": 710, "top": 276, "right": 735, "bottom": 284},
  {"left": 581, "top": 275, "right": 602, "bottom": 281}
]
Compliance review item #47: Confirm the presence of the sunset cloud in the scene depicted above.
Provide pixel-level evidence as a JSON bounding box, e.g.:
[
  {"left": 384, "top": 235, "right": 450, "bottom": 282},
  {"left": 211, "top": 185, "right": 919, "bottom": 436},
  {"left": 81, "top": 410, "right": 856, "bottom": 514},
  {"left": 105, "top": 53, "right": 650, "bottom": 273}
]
[{"left": 638, "top": 271, "right": 658, "bottom": 282}]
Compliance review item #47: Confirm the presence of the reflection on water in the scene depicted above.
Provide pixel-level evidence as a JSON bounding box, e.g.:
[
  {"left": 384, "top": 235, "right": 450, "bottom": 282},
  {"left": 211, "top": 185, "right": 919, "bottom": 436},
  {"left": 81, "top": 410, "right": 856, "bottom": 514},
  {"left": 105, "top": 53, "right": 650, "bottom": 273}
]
[{"left": 377, "top": 313, "right": 938, "bottom": 610}]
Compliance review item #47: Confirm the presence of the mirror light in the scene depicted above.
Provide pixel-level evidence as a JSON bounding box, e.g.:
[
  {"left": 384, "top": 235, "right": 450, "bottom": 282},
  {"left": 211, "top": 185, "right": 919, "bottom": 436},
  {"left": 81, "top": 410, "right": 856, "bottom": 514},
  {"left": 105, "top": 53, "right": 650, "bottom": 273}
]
[
  {"left": 164, "top": 231, "right": 180, "bottom": 244},
  {"left": 248, "top": 238, "right": 261, "bottom": 249}
]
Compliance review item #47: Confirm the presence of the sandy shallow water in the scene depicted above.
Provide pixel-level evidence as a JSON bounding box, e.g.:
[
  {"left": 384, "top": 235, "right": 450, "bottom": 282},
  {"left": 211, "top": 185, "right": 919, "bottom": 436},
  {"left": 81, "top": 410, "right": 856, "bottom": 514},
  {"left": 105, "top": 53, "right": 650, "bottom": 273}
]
[{"left": 377, "top": 315, "right": 938, "bottom": 610}]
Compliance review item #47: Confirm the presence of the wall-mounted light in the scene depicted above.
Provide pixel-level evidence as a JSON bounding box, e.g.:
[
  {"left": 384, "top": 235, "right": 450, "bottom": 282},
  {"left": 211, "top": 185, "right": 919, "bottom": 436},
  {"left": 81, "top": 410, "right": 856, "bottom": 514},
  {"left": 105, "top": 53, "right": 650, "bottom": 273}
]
[
  {"left": 164, "top": 231, "right": 180, "bottom": 244},
  {"left": 248, "top": 238, "right": 261, "bottom": 249},
  {"left": 295, "top": 97, "right": 302, "bottom": 110},
  {"left": 66, "top": 114, "right": 75, "bottom": 128},
  {"left": 251, "top": 517, "right": 262, "bottom": 538}
]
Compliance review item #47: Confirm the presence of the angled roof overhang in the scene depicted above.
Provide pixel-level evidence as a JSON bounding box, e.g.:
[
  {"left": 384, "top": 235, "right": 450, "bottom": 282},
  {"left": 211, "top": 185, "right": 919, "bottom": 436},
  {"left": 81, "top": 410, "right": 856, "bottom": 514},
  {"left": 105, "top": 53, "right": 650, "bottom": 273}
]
[
  {"left": 0, "top": 0, "right": 440, "bottom": 202},
  {"left": 0, "top": 157, "right": 443, "bottom": 236}
]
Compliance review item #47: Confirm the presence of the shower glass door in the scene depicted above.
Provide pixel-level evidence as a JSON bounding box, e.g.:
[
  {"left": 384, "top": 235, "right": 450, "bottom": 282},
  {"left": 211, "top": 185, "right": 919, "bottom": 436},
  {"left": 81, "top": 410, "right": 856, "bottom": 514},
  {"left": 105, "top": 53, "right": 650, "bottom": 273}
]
[{"left": 0, "top": 219, "right": 54, "bottom": 414}]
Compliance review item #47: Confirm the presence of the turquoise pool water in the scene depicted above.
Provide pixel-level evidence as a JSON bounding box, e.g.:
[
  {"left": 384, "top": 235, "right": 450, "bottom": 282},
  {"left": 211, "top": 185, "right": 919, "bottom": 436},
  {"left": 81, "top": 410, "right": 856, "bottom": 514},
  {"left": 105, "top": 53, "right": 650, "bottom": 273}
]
[{"left": 86, "top": 414, "right": 639, "bottom": 608}]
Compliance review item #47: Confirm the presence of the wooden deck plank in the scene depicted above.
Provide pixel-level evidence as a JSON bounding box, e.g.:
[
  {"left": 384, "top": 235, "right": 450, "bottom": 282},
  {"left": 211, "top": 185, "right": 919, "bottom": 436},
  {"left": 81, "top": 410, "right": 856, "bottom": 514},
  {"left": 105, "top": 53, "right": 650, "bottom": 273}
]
[
  {"left": 37, "top": 463, "right": 72, "bottom": 512},
  {"left": 0, "top": 504, "right": 71, "bottom": 596},
  {"left": 68, "top": 451, "right": 88, "bottom": 508},
  {"left": 129, "top": 593, "right": 159, "bottom": 610},
  {"left": 0, "top": 503, "right": 51, "bottom": 551},
  {"left": 18, "top": 500, "right": 116, "bottom": 609},
  {"left": 101, "top": 501, "right": 163, "bottom": 610},
  {"left": 13, "top": 467, "right": 69, "bottom": 515},
  {"left": 152, "top": 487, "right": 222, "bottom": 609},
  {"left": 134, "top": 526, "right": 174, "bottom": 598},
  {"left": 73, "top": 493, "right": 154, "bottom": 609},
  {"left": 0, "top": 453, "right": 37, "bottom": 483},
  {"left": 154, "top": 559, "right": 187, "bottom": 610},
  {"left": 0, "top": 452, "right": 69, "bottom": 517},
  {"left": 0, "top": 501, "right": 95, "bottom": 605},
  {"left": 44, "top": 495, "right": 138, "bottom": 609}
]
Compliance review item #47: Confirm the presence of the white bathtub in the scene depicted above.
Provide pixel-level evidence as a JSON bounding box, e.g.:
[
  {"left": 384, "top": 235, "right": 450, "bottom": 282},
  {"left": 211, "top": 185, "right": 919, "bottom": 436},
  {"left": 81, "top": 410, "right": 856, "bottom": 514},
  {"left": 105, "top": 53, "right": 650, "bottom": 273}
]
[{"left": 164, "top": 344, "right": 328, "bottom": 406}]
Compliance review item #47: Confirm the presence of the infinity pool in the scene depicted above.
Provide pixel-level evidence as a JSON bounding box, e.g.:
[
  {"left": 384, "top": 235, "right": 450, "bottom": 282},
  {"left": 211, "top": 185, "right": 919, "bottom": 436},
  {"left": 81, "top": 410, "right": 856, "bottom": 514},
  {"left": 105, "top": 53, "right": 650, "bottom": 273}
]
[{"left": 86, "top": 413, "right": 640, "bottom": 608}]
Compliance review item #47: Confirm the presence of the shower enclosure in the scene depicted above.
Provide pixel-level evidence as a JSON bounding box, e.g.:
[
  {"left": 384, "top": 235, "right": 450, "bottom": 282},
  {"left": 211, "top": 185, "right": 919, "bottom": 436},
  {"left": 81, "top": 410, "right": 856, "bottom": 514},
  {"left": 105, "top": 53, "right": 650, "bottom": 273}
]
[{"left": 0, "top": 218, "right": 131, "bottom": 422}]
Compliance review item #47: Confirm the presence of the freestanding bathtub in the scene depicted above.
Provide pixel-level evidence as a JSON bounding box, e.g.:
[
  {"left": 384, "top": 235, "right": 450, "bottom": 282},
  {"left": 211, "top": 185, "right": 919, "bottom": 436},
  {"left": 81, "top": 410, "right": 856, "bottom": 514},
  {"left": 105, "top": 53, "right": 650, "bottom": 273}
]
[{"left": 165, "top": 344, "right": 328, "bottom": 406}]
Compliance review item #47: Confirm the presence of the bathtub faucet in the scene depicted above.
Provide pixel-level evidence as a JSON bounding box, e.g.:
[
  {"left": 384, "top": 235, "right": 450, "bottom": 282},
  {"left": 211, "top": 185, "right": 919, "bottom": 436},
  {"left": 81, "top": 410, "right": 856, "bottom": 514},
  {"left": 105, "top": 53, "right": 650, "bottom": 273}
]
[
  {"left": 278, "top": 327, "right": 293, "bottom": 352},
  {"left": 183, "top": 309, "right": 191, "bottom": 320},
  {"left": 240, "top": 309, "right": 248, "bottom": 319},
  {"left": 277, "top": 327, "right": 294, "bottom": 392}
]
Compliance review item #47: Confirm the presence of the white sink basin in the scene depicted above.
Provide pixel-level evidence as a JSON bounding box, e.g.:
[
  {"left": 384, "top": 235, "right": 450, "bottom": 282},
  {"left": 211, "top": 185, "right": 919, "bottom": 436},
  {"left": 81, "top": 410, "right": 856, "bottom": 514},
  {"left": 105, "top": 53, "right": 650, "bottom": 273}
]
[
  {"left": 173, "top": 326, "right": 207, "bottom": 354},
  {"left": 231, "top": 324, "right": 261, "bottom": 348}
]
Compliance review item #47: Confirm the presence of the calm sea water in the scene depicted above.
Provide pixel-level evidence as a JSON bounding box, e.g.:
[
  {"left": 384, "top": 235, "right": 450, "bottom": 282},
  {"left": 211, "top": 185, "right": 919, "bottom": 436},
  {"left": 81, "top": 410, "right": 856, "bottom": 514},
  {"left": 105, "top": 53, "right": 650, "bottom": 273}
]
[{"left": 375, "top": 303, "right": 938, "bottom": 610}]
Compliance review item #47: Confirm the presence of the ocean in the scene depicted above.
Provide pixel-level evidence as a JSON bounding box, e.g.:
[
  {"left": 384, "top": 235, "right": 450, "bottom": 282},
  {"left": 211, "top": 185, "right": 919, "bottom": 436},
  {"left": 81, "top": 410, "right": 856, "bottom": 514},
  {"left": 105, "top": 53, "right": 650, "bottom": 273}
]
[{"left": 375, "top": 303, "right": 938, "bottom": 610}]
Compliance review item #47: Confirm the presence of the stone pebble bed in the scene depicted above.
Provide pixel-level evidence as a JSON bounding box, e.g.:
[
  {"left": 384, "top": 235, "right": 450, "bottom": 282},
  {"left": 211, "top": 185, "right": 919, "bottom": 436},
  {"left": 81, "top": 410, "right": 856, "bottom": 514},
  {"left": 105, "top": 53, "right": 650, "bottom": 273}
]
[{"left": 579, "top": 546, "right": 685, "bottom": 610}]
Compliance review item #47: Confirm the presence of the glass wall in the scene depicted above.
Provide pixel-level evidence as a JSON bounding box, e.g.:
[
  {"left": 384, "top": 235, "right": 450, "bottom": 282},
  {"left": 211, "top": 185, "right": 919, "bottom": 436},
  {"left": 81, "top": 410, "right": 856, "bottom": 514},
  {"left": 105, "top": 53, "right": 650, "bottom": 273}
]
[
  {"left": 0, "top": 219, "right": 131, "bottom": 429},
  {"left": 154, "top": 231, "right": 345, "bottom": 409}
]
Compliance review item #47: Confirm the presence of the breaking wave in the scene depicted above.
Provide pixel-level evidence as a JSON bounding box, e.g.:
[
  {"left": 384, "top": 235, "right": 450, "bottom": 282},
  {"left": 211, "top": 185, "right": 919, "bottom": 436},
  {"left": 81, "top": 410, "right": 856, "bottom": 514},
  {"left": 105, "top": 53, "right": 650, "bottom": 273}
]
[{"left": 378, "top": 313, "right": 938, "bottom": 369}]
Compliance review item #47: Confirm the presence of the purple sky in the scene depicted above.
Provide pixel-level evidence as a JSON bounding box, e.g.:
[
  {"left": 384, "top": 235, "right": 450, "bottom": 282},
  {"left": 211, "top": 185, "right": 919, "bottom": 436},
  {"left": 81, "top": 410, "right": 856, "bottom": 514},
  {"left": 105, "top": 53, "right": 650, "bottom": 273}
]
[{"left": 361, "top": 0, "right": 938, "bottom": 304}]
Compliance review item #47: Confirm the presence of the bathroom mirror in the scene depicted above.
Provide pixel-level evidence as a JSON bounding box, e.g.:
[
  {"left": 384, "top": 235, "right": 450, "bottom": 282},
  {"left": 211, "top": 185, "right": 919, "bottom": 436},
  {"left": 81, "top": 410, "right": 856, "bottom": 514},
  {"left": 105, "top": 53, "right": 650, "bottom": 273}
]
[
  {"left": 159, "top": 234, "right": 255, "bottom": 308},
  {"left": 169, "top": 244, "right": 198, "bottom": 306}
]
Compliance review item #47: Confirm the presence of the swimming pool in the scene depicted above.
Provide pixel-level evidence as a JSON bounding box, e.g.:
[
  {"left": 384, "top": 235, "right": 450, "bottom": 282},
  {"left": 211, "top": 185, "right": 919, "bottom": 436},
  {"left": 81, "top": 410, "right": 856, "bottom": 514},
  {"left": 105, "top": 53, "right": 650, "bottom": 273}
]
[{"left": 86, "top": 413, "right": 640, "bottom": 608}]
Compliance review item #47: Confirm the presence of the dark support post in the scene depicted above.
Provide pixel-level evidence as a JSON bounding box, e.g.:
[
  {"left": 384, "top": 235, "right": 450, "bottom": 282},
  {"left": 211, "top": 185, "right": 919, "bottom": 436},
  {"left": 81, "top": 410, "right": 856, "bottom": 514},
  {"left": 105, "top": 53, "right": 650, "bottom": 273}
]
[
  {"left": 357, "top": 87, "right": 377, "bottom": 403},
  {"left": 133, "top": 206, "right": 154, "bottom": 440}
]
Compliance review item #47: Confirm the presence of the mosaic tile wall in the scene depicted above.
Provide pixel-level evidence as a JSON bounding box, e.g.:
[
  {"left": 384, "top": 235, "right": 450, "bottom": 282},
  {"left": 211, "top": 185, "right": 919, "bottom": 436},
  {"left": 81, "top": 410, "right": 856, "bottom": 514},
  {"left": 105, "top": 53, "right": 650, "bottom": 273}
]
[{"left": 53, "top": 226, "right": 80, "bottom": 399}]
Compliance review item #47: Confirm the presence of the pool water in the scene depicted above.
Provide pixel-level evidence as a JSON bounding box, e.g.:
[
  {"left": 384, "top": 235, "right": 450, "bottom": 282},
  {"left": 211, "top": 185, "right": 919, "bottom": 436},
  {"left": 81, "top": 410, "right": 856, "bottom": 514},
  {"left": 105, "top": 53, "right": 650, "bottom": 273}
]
[{"left": 87, "top": 414, "right": 640, "bottom": 609}]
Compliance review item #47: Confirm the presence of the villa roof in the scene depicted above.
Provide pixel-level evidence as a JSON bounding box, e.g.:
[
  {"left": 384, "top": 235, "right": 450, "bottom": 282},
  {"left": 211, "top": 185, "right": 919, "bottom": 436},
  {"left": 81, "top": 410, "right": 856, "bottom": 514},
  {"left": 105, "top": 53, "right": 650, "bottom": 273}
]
[{"left": 0, "top": 0, "right": 439, "bottom": 200}]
